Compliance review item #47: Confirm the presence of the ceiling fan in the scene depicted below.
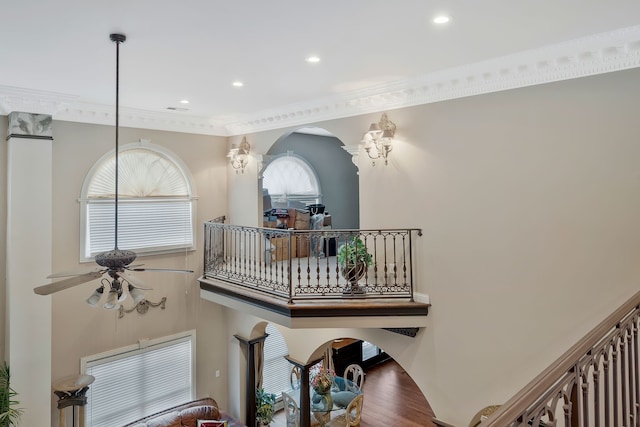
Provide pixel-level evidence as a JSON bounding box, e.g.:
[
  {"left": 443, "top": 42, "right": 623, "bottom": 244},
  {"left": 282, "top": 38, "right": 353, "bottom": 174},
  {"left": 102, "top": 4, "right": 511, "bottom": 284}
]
[{"left": 33, "top": 33, "right": 193, "bottom": 309}]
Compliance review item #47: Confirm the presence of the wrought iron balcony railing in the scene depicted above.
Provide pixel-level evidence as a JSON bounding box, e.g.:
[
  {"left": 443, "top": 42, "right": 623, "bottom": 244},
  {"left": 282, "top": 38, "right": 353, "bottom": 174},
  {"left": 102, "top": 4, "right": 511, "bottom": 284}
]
[{"left": 202, "top": 218, "right": 422, "bottom": 304}]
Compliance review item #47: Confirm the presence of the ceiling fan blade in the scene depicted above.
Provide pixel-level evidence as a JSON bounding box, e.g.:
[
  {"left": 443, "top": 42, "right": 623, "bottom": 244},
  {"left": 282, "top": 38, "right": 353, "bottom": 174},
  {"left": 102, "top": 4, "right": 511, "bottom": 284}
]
[
  {"left": 34, "top": 271, "right": 105, "bottom": 295},
  {"left": 126, "top": 267, "right": 194, "bottom": 274},
  {"left": 119, "top": 271, "right": 153, "bottom": 290},
  {"left": 47, "top": 267, "right": 105, "bottom": 279}
]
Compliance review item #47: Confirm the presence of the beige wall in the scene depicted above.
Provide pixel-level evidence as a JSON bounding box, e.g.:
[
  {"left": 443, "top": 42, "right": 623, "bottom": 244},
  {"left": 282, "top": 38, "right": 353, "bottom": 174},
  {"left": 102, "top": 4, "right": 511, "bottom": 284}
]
[
  {"left": 48, "top": 121, "right": 229, "bottom": 424},
  {"left": 225, "top": 68, "right": 640, "bottom": 425},
  {"left": 3, "top": 66, "right": 639, "bottom": 426}
]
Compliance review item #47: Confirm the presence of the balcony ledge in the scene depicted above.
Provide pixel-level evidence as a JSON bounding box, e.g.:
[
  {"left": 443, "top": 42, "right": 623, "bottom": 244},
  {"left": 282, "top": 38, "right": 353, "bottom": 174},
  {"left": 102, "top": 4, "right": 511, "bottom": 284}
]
[{"left": 199, "top": 277, "right": 430, "bottom": 330}]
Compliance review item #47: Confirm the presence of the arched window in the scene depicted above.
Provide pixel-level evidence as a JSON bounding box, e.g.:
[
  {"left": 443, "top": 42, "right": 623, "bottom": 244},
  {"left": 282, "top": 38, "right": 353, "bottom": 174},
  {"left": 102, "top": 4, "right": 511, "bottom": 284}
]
[
  {"left": 262, "top": 154, "right": 321, "bottom": 209},
  {"left": 79, "top": 142, "right": 196, "bottom": 261}
]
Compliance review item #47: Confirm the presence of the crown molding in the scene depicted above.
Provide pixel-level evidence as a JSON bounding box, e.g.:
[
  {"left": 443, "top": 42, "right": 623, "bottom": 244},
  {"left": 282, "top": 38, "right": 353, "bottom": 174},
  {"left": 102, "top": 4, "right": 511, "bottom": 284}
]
[
  {"left": 0, "top": 87, "right": 227, "bottom": 136},
  {"left": 1, "top": 26, "right": 639, "bottom": 137},
  {"left": 54, "top": 101, "right": 228, "bottom": 135},
  {"left": 224, "top": 25, "right": 640, "bottom": 135},
  {"left": 0, "top": 86, "right": 78, "bottom": 116}
]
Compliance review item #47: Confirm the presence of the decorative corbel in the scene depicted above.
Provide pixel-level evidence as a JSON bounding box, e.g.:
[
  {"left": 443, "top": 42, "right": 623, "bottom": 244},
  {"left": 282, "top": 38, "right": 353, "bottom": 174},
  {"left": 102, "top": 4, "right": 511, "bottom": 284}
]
[{"left": 341, "top": 144, "right": 360, "bottom": 174}]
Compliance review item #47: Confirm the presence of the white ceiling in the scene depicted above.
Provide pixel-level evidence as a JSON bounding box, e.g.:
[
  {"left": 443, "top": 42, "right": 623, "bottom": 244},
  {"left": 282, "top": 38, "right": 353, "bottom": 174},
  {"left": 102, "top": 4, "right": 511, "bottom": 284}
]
[{"left": 1, "top": 1, "right": 640, "bottom": 136}]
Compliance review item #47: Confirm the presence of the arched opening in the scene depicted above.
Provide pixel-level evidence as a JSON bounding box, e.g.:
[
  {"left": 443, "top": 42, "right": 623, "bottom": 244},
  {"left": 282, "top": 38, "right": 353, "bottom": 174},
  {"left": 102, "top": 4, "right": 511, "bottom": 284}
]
[
  {"left": 260, "top": 127, "right": 359, "bottom": 230},
  {"left": 264, "top": 335, "right": 435, "bottom": 426}
]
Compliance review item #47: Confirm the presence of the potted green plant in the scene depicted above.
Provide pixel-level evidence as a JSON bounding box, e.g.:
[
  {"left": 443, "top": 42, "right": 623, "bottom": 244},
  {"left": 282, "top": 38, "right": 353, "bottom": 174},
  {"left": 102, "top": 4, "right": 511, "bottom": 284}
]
[
  {"left": 255, "top": 388, "right": 276, "bottom": 426},
  {"left": 337, "top": 236, "right": 372, "bottom": 294},
  {"left": 0, "top": 362, "right": 23, "bottom": 427}
]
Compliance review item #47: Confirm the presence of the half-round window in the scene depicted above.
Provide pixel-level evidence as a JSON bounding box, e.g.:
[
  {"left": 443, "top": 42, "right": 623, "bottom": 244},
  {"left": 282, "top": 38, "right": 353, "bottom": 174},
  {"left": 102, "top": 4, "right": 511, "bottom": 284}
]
[
  {"left": 80, "top": 142, "right": 196, "bottom": 261},
  {"left": 262, "top": 154, "right": 321, "bottom": 208}
]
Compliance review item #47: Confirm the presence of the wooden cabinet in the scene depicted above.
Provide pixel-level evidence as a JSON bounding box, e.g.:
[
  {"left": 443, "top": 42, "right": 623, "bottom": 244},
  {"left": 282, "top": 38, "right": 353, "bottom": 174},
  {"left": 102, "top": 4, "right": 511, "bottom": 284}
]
[{"left": 332, "top": 339, "right": 362, "bottom": 376}]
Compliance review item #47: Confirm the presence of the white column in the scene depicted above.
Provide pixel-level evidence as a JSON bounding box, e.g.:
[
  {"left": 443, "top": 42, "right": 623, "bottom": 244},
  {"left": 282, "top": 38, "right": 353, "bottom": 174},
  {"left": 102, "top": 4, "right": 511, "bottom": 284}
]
[{"left": 5, "top": 111, "right": 52, "bottom": 425}]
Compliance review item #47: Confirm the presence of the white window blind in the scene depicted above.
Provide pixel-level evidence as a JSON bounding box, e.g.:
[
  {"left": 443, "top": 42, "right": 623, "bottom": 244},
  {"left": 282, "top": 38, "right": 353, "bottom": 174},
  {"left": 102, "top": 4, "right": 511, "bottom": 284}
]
[
  {"left": 86, "top": 199, "right": 193, "bottom": 257},
  {"left": 262, "top": 154, "right": 321, "bottom": 209},
  {"left": 262, "top": 324, "right": 292, "bottom": 401},
  {"left": 82, "top": 333, "right": 194, "bottom": 427},
  {"left": 80, "top": 143, "right": 196, "bottom": 261}
]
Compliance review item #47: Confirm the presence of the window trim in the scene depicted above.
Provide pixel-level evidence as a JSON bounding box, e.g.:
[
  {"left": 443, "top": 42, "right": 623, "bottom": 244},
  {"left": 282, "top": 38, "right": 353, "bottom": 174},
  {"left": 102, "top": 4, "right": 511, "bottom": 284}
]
[{"left": 78, "top": 141, "right": 198, "bottom": 262}]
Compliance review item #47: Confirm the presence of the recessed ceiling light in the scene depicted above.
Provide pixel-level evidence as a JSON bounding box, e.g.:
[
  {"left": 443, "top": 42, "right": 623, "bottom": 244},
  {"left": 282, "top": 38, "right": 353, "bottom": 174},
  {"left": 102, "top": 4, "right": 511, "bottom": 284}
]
[
  {"left": 232, "top": 81, "right": 244, "bottom": 87},
  {"left": 433, "top": 15, "right": 450, "bottom": 24},
  {"left": 180, "top": 99, "right": 189, "bottom": 104},
  {"left": 306, "top": 56, "right": 321, "bottom": 63}
]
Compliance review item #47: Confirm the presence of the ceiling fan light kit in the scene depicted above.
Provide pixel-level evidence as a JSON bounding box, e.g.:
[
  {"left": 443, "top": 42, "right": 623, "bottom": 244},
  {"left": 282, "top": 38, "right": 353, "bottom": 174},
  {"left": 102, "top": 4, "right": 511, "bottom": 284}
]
[
  {"left": 128, "top": 284, "right": 146, "bottom": 305},
  {"left": 33, "top": 33, "right": 194, "bottom": 312},
  {"left": 103, "top": 287, "right": 121, "bottom": 310},
  {"left": 85, "top": 286, "right": 104, "bottom": 307}
]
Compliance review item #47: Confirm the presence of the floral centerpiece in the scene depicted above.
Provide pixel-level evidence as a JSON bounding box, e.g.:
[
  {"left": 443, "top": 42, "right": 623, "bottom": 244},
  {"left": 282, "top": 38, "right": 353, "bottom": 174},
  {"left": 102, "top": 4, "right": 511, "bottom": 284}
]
[{"left": 310, "top": 366, "right": 335, "bottom": 395}]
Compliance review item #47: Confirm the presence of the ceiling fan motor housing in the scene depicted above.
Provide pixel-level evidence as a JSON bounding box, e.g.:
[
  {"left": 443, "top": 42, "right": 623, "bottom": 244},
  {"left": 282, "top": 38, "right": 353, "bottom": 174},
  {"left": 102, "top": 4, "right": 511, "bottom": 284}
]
[{"left": 95, "top": 249, "right": 137, "bottom": 269}]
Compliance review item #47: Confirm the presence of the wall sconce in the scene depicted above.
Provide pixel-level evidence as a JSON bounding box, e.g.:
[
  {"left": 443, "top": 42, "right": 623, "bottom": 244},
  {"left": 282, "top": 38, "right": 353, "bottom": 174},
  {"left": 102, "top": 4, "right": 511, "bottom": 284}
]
[
  {"left": 361, "top": 112, "right": 396, "bottom": 166},
  {"left": 228, "top": 136, "right": 251, "bottom": 173}
]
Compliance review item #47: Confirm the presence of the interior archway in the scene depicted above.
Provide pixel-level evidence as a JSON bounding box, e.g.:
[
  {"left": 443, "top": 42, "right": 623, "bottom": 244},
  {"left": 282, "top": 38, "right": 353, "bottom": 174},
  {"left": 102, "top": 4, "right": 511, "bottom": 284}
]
[
  {"left": 260, "top": 127, "right": 359, "bottom": 230},
  {"left": 267, "top": 335, "right": 435, "bottom": 426}
]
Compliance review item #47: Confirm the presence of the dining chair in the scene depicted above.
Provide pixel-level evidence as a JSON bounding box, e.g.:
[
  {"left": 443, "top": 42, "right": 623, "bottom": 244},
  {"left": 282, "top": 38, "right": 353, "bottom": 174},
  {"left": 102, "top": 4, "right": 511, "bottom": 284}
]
[
  {"left": 282, "top": 391, "right": 300, "bottom": 427},
  {"left": 290, "top": 365, "right": 301, "bottom": 390},
  {"left": 343, "top": 364, "right": 364, "bottom": 390},
  {"left": 345, "top": 394, "right": 364, "bottom": 426},
  {"left": 332, "top": 394, "right": 364, "bottom": 426}
]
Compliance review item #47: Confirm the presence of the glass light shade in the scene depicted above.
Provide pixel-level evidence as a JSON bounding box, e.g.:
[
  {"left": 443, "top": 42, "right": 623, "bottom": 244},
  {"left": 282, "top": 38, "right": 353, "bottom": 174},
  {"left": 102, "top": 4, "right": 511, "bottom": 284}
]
[
  {"left": 381, "top": 137, "right": 394, "bottom": 149},
  {"left": 128, "top": 284, "right": 146, "bottom": 305},
  {"left": 366, "top": 123, "right": 382, "bottom": 136},
  {"left": 86, "top": 287, "right": 104, "bottom": 307},
  {"left": 361, "top": 132, "right": 374, "bottom": 145},
  {"left": 103, "top": 289, "right": 121, "bottom": 310},
  {"left": 117, "top": 288, "right": 127, "bottom": 303}
]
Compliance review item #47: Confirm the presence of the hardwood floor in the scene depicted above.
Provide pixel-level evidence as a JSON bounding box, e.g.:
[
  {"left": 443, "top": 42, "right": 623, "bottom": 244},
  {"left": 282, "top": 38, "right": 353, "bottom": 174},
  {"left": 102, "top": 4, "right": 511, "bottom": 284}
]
[
  {"left": 272, "top": 358, "right": 436, "bottom": 427},
  {"left": 359, "top": 359, "right": 436, "bottom": 427}
]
